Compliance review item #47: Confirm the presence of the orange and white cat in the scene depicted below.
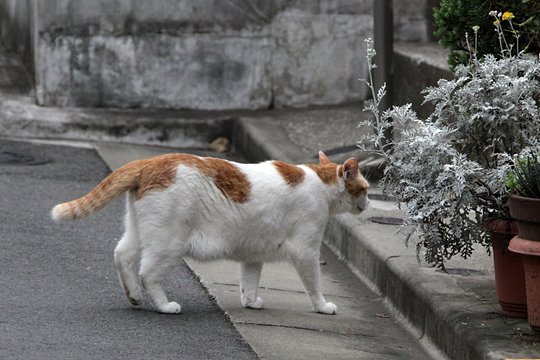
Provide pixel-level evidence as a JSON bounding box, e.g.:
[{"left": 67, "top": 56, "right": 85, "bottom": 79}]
[{"left": 52, "top": 151, "right": 369, "bottom": 315}]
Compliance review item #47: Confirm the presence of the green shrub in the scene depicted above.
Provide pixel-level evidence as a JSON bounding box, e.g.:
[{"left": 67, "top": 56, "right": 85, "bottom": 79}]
[{"left": 434, "top": 0, "right": 540, "bottom": 69}]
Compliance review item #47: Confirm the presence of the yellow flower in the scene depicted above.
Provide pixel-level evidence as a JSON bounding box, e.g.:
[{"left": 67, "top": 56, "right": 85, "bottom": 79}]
[
  {"left": 493, "top": 19, "right": 500, "bottom": 26},
  {"left": 502, "top": 11, "right": 515, "bottom": 21}
]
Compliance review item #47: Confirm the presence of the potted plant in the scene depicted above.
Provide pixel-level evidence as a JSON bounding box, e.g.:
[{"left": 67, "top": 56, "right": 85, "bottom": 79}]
[
  {"left": 358, "top": 12, "right": 540, "bottom": 316},
  {"left": 507, "top": 152, "right": 540, "bottom": 240},
  {"left": 507, "top": 151, "right": 540, "bottom": 330}
]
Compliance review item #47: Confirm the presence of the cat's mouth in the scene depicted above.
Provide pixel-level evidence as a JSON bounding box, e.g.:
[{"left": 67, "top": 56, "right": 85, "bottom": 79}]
[
  {"left": 357, "top": 202, "right": 369, "bottom": 213},
  {"left": 355, "top": 205, "right": 365, "bottom": 214}
]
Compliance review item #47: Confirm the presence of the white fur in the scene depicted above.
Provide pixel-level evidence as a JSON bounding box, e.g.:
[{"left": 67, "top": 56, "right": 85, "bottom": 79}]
[
  {"left": 51, "top": 203, "right": 72, "bottom": 221},
  {"left": 113, "top": 160, "right": 369, "bottom": 314}
]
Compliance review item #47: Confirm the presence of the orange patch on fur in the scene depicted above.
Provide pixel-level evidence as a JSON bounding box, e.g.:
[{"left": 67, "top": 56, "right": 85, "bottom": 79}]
[
  {"left": 202, "top": 158, "right": 251, "bottom": 203},
  {"left": 337, "top": 165, "right": 344, "bottom": 178},
  {"left": 345, "top": 174, "right": 369, "bottom": 198},
  {"left": 53, "top": 154, "right": 250, "bottom": 221},
  {"left": 134, "top": 154, "right": 250, "bottom": 203},
  {"left": 133, "top": 154, "right": 191, "bottom": 200},
  {"left": 345, "top": 180, "right": 368, "bottom": 197},
  {"left": 305, "top": 163, "right": 338, "bottom": 184},
  {"left": 273, "top": 161, "right": 305, "bottom": 186},
  {"left": 52, "top": 157, "right": 151, "bottom": 220}
]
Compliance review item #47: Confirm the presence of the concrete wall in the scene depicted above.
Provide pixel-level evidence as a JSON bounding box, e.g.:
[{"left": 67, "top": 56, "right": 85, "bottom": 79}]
[
  {"left": 0, "top": 0, "right": 34, "bottom": 71},
  {"left": 0, "top": 0, "right": 437, "bottom": 110},
  {"left": 394, "top": 0, "right": 437, "bottom": 42},
  {"left": 33, "top": 0, "right": 375, "bottom": 110}
]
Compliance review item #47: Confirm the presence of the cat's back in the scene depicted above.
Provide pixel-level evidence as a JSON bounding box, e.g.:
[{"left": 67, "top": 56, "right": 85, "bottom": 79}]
[
  {"left": 232, "top": 160, "right": 329, "bottom": 218},
  {"left": 235, "top": 160, "right": 321, "bottom": 194},
  {"left": 132, "top": 154, "right": 323, "bottom": 197},
  {"left": 141, "top": 154, "right": 325, "bottom": 211}
]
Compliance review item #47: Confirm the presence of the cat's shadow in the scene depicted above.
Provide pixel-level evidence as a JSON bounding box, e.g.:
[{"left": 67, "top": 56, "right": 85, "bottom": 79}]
[{"left": 106, "top": 300, "right": 227, "bottom": 320}]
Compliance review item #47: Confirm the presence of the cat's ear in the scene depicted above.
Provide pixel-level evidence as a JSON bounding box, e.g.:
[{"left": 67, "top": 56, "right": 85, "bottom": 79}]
[
  {"left": 342, "top": 158, "right": 358, "bottom": 180},
  {"left": 318, "top": 151, "right": 331, "bottom": 165}
]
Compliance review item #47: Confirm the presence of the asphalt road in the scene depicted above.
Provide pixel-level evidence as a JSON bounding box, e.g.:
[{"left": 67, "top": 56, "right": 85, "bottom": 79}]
[{"left": 0, "top": 139, "right": 257, "bottom": 360}]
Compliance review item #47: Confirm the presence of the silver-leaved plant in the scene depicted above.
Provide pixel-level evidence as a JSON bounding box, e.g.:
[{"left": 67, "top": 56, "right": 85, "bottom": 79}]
[{"left": 359, "top": 14, "right": 540, "bottom": 269}]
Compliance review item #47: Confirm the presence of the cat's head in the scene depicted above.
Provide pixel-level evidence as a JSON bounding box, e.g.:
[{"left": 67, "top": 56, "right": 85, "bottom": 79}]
[{"left": 319, "top": 151, "right": 369, "bottom": 214}]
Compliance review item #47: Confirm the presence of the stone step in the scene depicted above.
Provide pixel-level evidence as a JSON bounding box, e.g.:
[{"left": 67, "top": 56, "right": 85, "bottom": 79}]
[{"left": 393, "top": 41, "right": 452, "bottom": 119}]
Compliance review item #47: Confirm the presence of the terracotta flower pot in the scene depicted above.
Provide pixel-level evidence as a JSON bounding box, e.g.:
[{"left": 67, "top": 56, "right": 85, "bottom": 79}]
[
  {"left": 508, "top": 195, "right": 540, "bottom": 241},
  {"left": 508, "top": 195, "right": 540, "bottom": 332},
  {"left": 509, "top": 236, "right": 540, "bottom": 332},
  {"left": 485, "top": 219, "right": 527, "bottom": 317}
]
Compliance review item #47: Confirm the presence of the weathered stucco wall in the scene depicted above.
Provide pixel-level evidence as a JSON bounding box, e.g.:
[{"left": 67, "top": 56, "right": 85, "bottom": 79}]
[
  {"left": 394, "top": 0, "right": 436, "bottom": 42},
  {"left": 0, "top": 0, "right": 34, "bottom": 71},
  {"left": 0, "top": 0, "right": 434, "bottom": 110},
  {"left": 33, "top": 0, "right": 373, "bottom": 110}
]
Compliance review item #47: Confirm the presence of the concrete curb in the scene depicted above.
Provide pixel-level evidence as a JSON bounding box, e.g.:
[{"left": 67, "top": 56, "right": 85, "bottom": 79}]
[
  {"left": 323, "top": 217, "right": 539, "bottom": 360},
  {"left": 233, "top": 117, "right": 308, "bottom": 164},
  {"left": 393, "top": 42, "right": 453, "bottom": 119}
]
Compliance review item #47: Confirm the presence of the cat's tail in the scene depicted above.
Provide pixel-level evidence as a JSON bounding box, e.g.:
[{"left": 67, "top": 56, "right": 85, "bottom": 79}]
[{"left": 51, "top": 159, "right": 144, "bottom": 221}]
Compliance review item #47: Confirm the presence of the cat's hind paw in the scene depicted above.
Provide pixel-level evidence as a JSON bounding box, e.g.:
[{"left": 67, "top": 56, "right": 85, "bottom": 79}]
[
  {"left": 158, "top": 301, "right": 182, "bottom": 314},
  {"left": 125, "top": 288, "right": 143, "bottom": 307},
  {"left": 316, "top": 302, "right": 337, "bottom": 315},
  {"left": 127, "top": 295, "right": 142, "bottom": 307},
  {"left": 242, "top": 296, "right": 264, "bottom": 310}
]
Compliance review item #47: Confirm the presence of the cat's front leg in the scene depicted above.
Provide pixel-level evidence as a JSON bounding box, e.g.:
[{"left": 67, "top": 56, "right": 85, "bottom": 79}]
[
  {"left": 291, "top": 254, "right": 336, "bottom": 315},
  {"left": 240, "top": 261, "right": 264, "bottom": 309}
]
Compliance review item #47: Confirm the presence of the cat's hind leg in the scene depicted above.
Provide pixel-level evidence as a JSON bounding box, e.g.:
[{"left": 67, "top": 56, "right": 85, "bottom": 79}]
[
  {"left": 240, "top": 262, "right": 264, "bottom": 309},
  {"left": 114, "top": 195, "right": 143, "bottom": 306},
  {"left": 115, "top": 232, "right": 143, "bottom": 306}
]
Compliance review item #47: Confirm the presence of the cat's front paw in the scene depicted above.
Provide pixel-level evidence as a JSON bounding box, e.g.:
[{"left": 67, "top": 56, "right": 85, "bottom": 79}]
[
  {"left": 158, "top": 301, "right": 182, "bottom": 314},
  {"left": 242, "top": 296, "right": 264, "bottom": 310},
  {"left": 316, "top": 302, "right": 337, "bottom": 315}
]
